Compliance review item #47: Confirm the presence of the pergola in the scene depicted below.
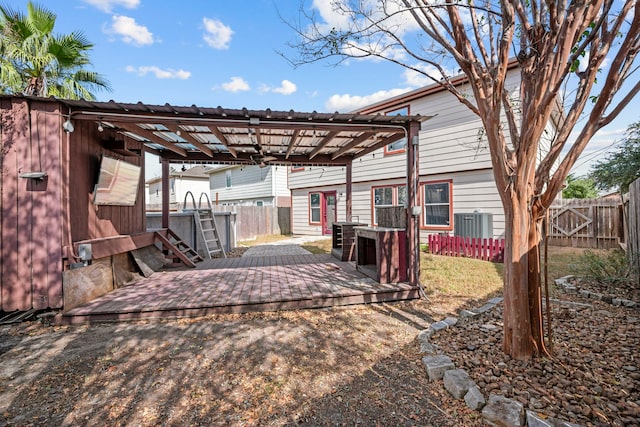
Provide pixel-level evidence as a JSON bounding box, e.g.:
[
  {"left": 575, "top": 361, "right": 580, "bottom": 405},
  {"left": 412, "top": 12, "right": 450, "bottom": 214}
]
[{"left": 63, "top": 99, "right": 431, "bottom": 285}]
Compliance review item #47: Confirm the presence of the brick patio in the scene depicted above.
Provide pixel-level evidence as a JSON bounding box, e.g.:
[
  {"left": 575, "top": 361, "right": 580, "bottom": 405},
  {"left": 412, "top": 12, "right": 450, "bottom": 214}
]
[{"left": 61, "top": 254, "right": 420, "bottom": 324}]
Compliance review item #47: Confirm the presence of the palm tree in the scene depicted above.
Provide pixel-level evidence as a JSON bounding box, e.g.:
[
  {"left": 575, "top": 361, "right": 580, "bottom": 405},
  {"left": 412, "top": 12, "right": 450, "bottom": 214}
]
[{"left": 0, "top": 1, "right": 110, "bottom": 100}]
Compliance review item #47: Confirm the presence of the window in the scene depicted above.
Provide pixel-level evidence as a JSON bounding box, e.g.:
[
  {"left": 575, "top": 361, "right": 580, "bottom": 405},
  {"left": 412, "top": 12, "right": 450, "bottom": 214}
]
[
  {"left": 397, "top": 185, "right": 407, "bottom": 207},
  {"left": 422, "top": 180, "right": 452, "bottom": 229},
  {"left": 290, "top": 165, "right": 305, "bottom": 172},
  {"left": 372, "top": 185, "right": 406, "bottom": 225},
  {"left": 384, "top": 106, "right": 409, "bottom": 155},
  {"left": 225, "top": 170, "right": 232, "bottom": 188},
  {"left": 309, "top": 192, "right": 321, "bottom": 224},
  {"left": 256, "top": 200, "right": 264, "bottom": 207}
]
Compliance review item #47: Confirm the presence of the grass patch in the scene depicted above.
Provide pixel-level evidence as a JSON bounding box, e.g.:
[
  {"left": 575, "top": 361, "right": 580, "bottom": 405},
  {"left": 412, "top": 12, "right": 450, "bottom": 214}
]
[
  {"left": 420, "top": 245, "right": 588, "bottom": 304},
  {"left": 238, "top": 234, "right": 292, "bottom": 247},
  {"left": 542, "top": 246, "right": 600, "bottom": 281},
  {"left": 420, "top": 252, "right": 504, "bottom": 301},
  {"left": 301, "top": 239, "right": 332, "bottom": 254}
]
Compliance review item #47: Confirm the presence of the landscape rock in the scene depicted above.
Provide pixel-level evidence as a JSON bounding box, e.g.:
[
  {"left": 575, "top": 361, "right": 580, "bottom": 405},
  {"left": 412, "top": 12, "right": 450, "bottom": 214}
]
[
  {"left": 460, "top": 309, "right": 479, "bottom": 318},
  {"left": 474, "top": 302, "right": 495, "bottom": 314},
  {"left": 482, "top": 394, "right": 525, "bottom": 427},
  {"left": 443, "top": 316, "right": 458, "bottom": 326},
  {"left": 526, "top": 411, "right": 553, "bottom": 427},
  {"left": 422, "top": 354, "right": 455, "bottom": 381},
  {"left": 464, "top": 385, "right": 486, "bottom": 410},
  {"left": 443, "top": 368, "right": 475, "bottom": 399},
  {"left": 429, "top": 321, "right": 449, "bottom": 332}
]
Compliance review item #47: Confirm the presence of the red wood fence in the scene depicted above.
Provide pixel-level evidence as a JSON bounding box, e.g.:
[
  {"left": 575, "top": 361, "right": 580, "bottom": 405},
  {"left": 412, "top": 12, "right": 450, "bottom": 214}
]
[{"left": 427, "top": 234, "right": 505, "bottom": 263}]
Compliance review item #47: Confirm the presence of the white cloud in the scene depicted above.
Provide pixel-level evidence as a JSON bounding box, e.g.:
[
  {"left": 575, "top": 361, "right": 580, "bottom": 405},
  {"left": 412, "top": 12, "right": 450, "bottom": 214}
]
[
  {"left": 126, "top": 65, "right": 191, "bottom": 80},
  {"left": 312, "top": 0, "right": 351, "bottom": 29},
  {"left": 262, "top": 80, "right": 297, "bottom": 95},
  {"left": 221, "top": 76, "right": 250, "bottom": 92},
  {"left": 325, "top": 87, "right": 412, "bottom": 112},
  {"left": 108, "top": 15, "right": 154, "bottom": 46},
  {"left": 82, "top": 0, "right": 139, "bottom": 13},
  {"left": 202, "top": 18, "right": 233, "bottom": 49},
  {"left": 402, "top": 64, "right": 452, "bottom": 87}
]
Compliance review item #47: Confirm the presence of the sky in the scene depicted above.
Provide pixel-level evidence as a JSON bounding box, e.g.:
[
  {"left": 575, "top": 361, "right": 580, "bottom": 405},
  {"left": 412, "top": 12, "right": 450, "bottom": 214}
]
[{"left": 4, "top": 0, "right": 638, "bottom": 179}]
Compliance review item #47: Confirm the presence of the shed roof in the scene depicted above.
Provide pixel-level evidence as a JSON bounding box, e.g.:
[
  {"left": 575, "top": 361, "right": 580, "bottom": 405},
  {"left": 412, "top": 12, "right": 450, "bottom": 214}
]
[{"left": 57, "top": 98, "right": 431, "bottom": 167}]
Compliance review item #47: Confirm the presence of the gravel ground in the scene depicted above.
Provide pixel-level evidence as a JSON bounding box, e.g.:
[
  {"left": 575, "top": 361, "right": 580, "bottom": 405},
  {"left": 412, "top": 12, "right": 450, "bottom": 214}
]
[{"left": 431, "top": 283, "right": 640, "bottom": 427}]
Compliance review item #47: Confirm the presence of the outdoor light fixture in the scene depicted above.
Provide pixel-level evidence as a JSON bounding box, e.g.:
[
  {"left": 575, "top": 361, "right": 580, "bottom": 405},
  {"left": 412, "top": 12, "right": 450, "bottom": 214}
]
[
  {"left": 97, "top": 123, "right": 104, "bottom": 132},
  {"left": 176, "top": 122, "right": 182, "bottom": 136},
  {"left": 62, "top": 119, "right": 74, "bottom": 133}
]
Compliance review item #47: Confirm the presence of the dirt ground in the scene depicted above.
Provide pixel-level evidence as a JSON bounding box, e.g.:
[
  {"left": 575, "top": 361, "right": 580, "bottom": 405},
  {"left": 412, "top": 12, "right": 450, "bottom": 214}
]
[
  {"left": 1, "top": 276, "right": 638, "bottom": 426},
  {"left": 0, "top": 297, "right": 480, "bottom": 427}
]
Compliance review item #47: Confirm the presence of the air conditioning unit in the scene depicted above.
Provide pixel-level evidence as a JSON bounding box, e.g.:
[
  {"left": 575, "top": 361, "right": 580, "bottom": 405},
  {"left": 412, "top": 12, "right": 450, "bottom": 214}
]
[{"left": 454, "top": 212, "right": 493, "bottom": 239}]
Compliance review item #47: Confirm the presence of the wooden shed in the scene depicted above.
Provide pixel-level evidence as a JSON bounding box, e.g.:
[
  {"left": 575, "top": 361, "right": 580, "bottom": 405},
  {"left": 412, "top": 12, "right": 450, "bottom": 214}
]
[{"left": 0, "top": 95, "right": 428, "bottom": 314}]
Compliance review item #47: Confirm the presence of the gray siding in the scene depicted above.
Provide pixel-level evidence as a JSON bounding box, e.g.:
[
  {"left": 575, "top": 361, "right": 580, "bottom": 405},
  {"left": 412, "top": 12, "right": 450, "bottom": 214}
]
[
  {"left": 210, "top": 165, "right": 279, "bottom": 205},
  {"left": 288, "top": 69, "right": 525, "bottom": 239},
  {"left": 291, "top": 170, "right": 504, "bottom": 239}
]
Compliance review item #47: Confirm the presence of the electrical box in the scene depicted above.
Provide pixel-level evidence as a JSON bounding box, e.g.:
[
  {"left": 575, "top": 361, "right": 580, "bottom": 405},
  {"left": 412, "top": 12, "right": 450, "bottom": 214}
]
[{"left": 454, "top": 212, "right": 493, "bottom": 239}]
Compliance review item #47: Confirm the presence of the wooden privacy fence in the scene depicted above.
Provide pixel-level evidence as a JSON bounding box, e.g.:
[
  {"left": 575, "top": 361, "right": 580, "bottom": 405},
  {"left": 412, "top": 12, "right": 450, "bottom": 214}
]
[
  {"left": 547, "top": 197, "right": 623, "bottom": 249},
  {"left": 626, "top": 178, "right": 640, "bottom": 284},
  {"left": 428, "top": 234, "right": 505, "bottom": 263},
  {"left": 210, "top": 206, "right": 291, "bottom": 241}
]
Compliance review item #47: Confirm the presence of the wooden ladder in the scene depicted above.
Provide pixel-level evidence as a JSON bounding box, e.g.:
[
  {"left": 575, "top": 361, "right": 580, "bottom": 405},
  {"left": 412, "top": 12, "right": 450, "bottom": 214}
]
[
  {"left": 183, "top": 191, "right": 227, "bottom": 259},
  {"left": 154, "top": 228, "right": 203, "bottom": 268}
]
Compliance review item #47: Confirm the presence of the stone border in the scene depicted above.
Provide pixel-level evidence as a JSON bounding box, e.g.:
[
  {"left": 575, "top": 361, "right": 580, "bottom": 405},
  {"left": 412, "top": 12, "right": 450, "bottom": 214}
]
[
  {"left": 554, "top": 275, "right": 639, "bottom": 308},
  {"left": 417, "top": 296, "right": 585, "bottom": 427}
]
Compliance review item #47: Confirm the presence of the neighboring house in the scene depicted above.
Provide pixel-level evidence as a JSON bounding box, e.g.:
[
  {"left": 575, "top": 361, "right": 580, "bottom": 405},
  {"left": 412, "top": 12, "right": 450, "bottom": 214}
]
[
  {"left": 208, "top": 165, "right": 291, "bottom": 207},
  {"left": 288, "top": 67, "right": 553, "bottom": 240},
  {"left": 146, "top": 165, "right": 212, "bottom": 211}
]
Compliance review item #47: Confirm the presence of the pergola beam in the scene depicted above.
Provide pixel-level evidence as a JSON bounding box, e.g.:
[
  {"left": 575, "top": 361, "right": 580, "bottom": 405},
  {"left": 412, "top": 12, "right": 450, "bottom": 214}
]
[
  {"left": 331, "top": 132, "right": 375, "bottom": 160},
  {"left": 207, "top": 125, "right": 238, "bottom": 158},
  {"left": 285, "top": 129, "right": 301, "bottom": 159},
  {"left": 353, "top": 133, "right": 404, "bottom": 159},
  {"left": 115, "top": 122, "right": 187, "bottom": 157},
  {"left": 165, "top": 124, "right": 214, "bottom": 157},
  {"left": 309, "top": 131, "right": 338, "bottom": 159}
]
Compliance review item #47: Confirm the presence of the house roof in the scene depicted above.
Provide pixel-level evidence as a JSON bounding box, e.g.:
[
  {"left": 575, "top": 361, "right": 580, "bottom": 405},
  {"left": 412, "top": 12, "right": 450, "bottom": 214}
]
[
  {"left": 145, "top": 165, "right": 212, "bottom": 184},
  {"left": 53, "top": 98, "right": 431, "bottom": 167}
]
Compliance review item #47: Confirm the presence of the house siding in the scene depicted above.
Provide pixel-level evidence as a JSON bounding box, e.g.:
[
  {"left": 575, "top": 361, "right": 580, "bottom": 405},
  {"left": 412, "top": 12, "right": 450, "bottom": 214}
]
[
  {"left": 146, "top": 176, "right": 209, "bottom": 208},
  {"left": 290, "top": 169, "right": 504, "bottom": 238},
  {"left": 209, "top": 165, "right": 291, "bottom": 206},
  {"left": 288, "top": 70, "right": 525, "bottom": 240}
]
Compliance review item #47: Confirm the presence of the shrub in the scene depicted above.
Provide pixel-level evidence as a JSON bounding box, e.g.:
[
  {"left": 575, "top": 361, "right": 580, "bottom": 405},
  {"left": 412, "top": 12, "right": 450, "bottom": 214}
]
[{"left": 570, "top": 249, "right": 638, "bottom": 289}]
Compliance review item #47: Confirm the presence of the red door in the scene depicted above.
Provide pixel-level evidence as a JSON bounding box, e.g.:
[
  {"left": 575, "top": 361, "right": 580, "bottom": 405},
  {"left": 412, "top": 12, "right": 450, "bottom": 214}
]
[{"left": 322, "top": 191, "right": 337, "bottom": 235}]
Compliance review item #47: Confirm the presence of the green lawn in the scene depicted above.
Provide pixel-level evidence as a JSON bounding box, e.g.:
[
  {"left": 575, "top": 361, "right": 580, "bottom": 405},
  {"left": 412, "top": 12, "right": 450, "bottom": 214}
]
[{"left": 269, "top": 238, "right": 587, "bottom": 302}]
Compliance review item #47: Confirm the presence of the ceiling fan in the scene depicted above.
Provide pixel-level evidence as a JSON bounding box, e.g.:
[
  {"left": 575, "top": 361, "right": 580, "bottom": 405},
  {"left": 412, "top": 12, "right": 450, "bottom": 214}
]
[{"left": 250, "top": 154, "right": 277, "bottom": 168}]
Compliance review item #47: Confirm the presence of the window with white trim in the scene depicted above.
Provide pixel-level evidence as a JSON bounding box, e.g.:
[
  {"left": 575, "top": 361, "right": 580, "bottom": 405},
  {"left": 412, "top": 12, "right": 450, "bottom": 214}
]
[
  {"left": 372, "top": 185, "right": 406, "bottom": 224},
  {"left": 225, "top": 170, "right": 232, "bottom": 188},
  {"left": 309, "top": 192, "right": 321, "bottom": 223},
  {"left": 423, "top": 181, "right": 451, "bottom": 228}
]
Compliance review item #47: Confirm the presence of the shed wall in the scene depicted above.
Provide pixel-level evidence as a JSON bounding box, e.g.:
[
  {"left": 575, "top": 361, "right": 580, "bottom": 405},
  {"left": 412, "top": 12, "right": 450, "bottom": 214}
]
[
  {"left": 66, "top": 120, "right": 146, "bottom": 243},
  {"left": 0, "top": 98, "right": 64, "bottom": 311}
]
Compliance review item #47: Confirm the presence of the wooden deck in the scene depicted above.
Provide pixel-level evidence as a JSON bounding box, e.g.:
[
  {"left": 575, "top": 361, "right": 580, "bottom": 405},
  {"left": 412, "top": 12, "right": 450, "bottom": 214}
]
[{"left": 61, "top": 254, "right": 420, "bottom": 324}]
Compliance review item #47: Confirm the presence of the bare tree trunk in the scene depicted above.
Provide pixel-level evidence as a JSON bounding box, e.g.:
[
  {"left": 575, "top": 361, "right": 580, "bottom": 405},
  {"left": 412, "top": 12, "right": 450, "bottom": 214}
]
[
  {"left": 502, "top": 197, "right": 535, "bottom": 359},
  {"left": 527, "top": 214, "right": 548, "bottom": 356},
  {"left": 502, "top": 194, "right": 548, "bottom": 359}
]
